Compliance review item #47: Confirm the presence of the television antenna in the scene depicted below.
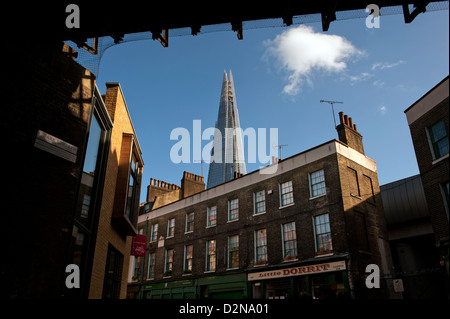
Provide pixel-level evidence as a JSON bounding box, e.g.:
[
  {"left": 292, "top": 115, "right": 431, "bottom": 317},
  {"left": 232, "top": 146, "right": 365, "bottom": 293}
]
[
  {"left": 320, "top": 100, "right": 343, "bottom": 128},
  {"left": 273, "top": 144, "right": 288, "bottom": 160}
]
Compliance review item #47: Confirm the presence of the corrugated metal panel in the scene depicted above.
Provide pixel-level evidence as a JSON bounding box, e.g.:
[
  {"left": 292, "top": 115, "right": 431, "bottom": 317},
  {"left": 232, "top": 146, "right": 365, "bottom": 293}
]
[{"left": 380, "top": 174, "right": 429, "bottom": 225}]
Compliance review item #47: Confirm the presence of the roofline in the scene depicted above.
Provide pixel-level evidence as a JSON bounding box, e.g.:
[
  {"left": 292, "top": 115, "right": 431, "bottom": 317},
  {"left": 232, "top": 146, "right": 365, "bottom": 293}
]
[
  {"left": 105, "top": 82, "right": 144, "bottom": 165},
  {"left": 138, "top": 139, "right": 377, "bottom": 222},
  {"left": 404, "top": 75, "right": 449, "bottom": 114}
]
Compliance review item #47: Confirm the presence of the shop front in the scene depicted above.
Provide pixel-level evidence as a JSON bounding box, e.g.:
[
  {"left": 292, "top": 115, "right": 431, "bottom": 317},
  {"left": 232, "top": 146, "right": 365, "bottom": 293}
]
[
  {"left": 141, "top": 272, "right": 247, "bottom": 299},
  {"left": 248, "top": 260, "right": 349, "bottom": 299}
]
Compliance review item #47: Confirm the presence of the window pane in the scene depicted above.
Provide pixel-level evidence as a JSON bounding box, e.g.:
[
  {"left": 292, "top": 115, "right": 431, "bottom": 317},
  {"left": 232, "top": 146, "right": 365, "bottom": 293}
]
[
  {"left": 228, "top": 235, "right": 239, "bottom": 268},
  {"left": 431, "top": 120, "right": 446, "bottom": 140},
  {"left": 229, "top": 199, "right": 239, "bottom": 221},
  {"left": 311, "top": 170, "right": 326, "bottom": 197},
  {"left": 83, "top": 115, "right": 102, "bottom": 175},
  {"left": 208, "top": 206, "right": 217, "bottom": 226},
  {"left": 280, "top": 181, "right": 294, "bottom": 206},
  {"left": 256, "top": 229, "right": 267, "bottom": 262},
  {"left": 314, "top": 214, "right": 332, "bottom": 253},
  {"left": 429, "top": 120, "right": 449, "bottom": 158}
]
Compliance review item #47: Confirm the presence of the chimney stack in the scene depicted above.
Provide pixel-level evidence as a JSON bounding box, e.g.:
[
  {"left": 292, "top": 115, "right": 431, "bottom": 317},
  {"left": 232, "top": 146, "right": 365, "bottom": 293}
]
[
  {"left": 337, "top": 112, "right": 364, "bottom": 154},
  {"left": 181, "top": 171, "right": 205, "bottom": 199},
  {"left": 146, "top": 177, "right": 180, "bottom": 202}
]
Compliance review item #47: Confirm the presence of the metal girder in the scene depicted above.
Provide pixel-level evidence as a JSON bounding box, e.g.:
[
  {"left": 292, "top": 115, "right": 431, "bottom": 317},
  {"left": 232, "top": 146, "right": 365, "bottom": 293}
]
[
  {"left": 402, "top": 1, "right": 429, "bottom": 23},
  {"left": 321, "top": 0, "right": 339, "bottom": 31},
  {"left": 151, "top": 29, "right": 169, "bottom": 47},
  {"left": 231, "top": 20, "right": 243, "bottom": 40}
]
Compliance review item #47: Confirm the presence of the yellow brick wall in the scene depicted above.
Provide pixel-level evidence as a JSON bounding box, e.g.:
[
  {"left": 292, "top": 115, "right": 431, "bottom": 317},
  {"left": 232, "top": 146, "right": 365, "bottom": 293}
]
[{"left": 88, "top": 83, "right": 142, "bottom": 299}]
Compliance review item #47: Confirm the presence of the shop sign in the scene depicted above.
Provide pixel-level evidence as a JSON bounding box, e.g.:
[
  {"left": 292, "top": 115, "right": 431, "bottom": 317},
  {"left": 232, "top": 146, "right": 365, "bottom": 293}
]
[
  {"left": 248, "top": 260, "right": 346, "bottom": 281},
  {"left": 131, "top": 234, "right": 147, "bottom": 256}
]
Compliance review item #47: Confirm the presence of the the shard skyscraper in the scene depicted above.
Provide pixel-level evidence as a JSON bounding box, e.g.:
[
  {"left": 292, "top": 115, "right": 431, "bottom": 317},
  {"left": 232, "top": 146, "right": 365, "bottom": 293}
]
[{"left": 206, "top": 70, "right": 246, "bottom": 189}]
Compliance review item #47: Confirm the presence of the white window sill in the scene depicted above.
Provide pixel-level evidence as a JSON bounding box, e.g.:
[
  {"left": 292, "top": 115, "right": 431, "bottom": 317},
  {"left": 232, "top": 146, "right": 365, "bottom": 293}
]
[
  {"left": 227, "top": 219, "right": 239, "bottom": 223},
  {"left": 204, "top": 270, "right": 216, "bottom": 274},
  {"left": 432, "top": 153, "right": 449, "bottom": 165},
  {"left": 315, "top": 252, "right": 334, "bottom": 258},
  {"left": 253, "top": 211, "right": 266, "bottom": 216},
  {"left": 309, "top": 193, "right": 326, "bottom": 200},
  {"left": 279, "top": 203, "right": 294, "bottom": 210},
  {"left": 253, "top": 263, "right": 268, "bottom": 268},
  {"left": 282, "top": 258, "right": 298, "bottom": 263}
]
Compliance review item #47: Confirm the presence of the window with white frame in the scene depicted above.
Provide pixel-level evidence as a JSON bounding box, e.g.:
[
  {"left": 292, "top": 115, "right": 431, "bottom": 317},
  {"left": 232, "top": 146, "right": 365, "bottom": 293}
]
[
  {"left": 167, "top": 218, "right": 175, "bottom": 238},
  {"left": 310, "top": 169, "right": 326, "bottom": 198},
  {"left": 147, "top": 252, "right": 156, "bottom": 279},
  {"left": 255, "top": 229, "right": 268, "bottom": 264},
  {"left": 164, "top": 249, "right": 173, "bottom": 275},
  {"left": 150, "top": 224, "right": 158, "bottom": 242},
  {"left": 280, "top": 181, "right": 294, "bottom": 207},
  {"left": 186, "top": 212, "right": 194, "bottom": 233},
  {"left": 184, "top": 244, "right": 193, "bottom": 272},
  {"left": 228, "top": 235, "right": 239, "bottom": 269},
  {"left": 314, "top": 213, "right": 332, "bottom": 254},
  {"left": 254, "top": 190, "right": 266, "bottom": 215},
  {"left": 207, "top": 206, "right": 217, "bottom": 227},
  {"left": 206, "top": 240, "right": 216, "bottom": 272},
  {"left": 427, "top": 119, "right": 449, "bottom": 160},
  {"left": 282, "top": 222, "right": 297, "bottom": 260},
  {"left": 228, "top": 199, "right": 239, "bottom": 221}
]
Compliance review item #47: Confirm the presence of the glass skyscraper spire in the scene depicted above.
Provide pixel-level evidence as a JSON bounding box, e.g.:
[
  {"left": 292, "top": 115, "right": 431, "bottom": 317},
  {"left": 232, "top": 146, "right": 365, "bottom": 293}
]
[{"left": 206, "top": 70, "right": 246, "bottom": 189}]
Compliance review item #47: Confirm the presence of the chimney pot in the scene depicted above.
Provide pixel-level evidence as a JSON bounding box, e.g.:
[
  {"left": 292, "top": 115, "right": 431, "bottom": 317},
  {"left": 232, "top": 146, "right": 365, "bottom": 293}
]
[
  {"left": 353, "top": 124, "right": 357, "bottom": 131},
  {"left": 339, "top": 112, "right": 344, "bottom": 124},
  {"left": 344, "top": 115, "right": 349, "bottom": 126},
  {"left": 348, "top": 117, "right": 353, "bottom": 128}
]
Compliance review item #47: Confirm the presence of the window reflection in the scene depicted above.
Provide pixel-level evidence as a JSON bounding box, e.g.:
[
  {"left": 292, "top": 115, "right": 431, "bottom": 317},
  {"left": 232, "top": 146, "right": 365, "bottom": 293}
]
[{"left": 76, "top": 114, "right": 103, "bottom": 227}]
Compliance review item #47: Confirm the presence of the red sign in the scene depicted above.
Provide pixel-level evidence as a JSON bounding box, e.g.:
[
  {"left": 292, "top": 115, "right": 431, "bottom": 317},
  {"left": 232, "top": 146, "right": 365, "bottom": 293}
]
[{"left": 131, "top": 234, "right": 147, "bottom": 256}]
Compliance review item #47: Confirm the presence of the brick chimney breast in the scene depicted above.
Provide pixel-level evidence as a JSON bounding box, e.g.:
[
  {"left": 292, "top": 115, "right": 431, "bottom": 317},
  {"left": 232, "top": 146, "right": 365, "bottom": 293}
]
[
  {"left": 181, "top": 171, "right": 205, "bottom": 198},
  {"left": 337, "top": 112, "right": 365, "bottom": 154}
]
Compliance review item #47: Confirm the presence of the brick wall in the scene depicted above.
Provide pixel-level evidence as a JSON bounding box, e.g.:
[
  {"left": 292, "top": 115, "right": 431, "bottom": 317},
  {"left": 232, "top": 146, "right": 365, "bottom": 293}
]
[
  {"left": 408, "top": 97, "right": 449, "bottom": 242},
  {"left": 88, "top": 83, "right": 143, "bottom": 299},
  {"left": 133, "top": 149, "right": 393, "bottom": 298},
  {"left": 3, "top": 41, "right": 95, "bottom": 298}
]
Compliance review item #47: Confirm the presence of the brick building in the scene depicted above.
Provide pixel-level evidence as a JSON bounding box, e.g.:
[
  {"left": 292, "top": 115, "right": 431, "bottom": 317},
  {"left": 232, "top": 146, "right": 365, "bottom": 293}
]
[
  {"left": 2, "top": 41, "right": 143, "bottom": 299},
  {"left": 128, "top": 113, "right": 398, "bottom": 299},
  {"left": 87, "top": 83, "right": 144, "bottom": 298},
  {"left": 404, "top": 75, "right": 449, "bottom": 297}
]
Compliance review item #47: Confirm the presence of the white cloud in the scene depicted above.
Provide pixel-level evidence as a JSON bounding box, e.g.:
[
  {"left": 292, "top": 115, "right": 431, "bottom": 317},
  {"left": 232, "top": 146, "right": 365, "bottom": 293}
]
[
  {"left": 348, "top": 72, "right": 373, "bottom": 84},
  {"left": 373, "top": 80, "right": 385, "bottom": 87},
  {"left": 379, "top": 105, "right": 387, "bottom": 115},
  {"left": 371, "top": 60, "right": 406, "bottom": 71},
  {"left": 264, "top": 25, "right": 362, "bottom": 96}
]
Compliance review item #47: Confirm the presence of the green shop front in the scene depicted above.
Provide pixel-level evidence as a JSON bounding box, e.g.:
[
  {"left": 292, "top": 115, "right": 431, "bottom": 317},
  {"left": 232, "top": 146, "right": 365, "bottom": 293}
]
[
  {"left": 139, "top": 260, "right": 349, "bottom": 299},
  {"left": 141, "top": 272, "right": 247, "bottom": 299},
  {"left": 247, "top": 260, "right": 350, "bottom": 299}
]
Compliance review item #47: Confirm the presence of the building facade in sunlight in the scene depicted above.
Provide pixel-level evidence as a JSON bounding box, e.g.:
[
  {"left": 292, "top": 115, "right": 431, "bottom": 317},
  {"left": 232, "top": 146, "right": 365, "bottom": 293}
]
[{"left": 128, "top": 112, "right": 399, "bottom": 299}]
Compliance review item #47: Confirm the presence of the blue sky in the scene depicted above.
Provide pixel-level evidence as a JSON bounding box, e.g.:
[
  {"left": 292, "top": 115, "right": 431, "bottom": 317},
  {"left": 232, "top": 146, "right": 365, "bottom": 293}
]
[{"left": 95, "top": 9, "right": 449, "bottom": 204}]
